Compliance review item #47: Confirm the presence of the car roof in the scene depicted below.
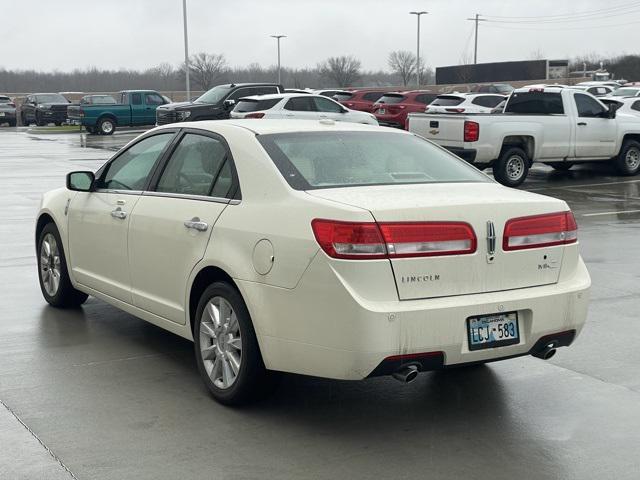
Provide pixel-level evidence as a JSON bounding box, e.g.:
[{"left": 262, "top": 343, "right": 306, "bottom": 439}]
[
  {"left": 238, "top": 93, "right": 327, "bottom": 101},
  {"left": 155, "top": 119, "right": 395, "bottom": 136}
]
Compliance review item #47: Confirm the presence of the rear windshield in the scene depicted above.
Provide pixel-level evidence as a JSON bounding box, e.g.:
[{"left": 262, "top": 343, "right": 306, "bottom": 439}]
[
  {"left": 35, "top": 94, "right": 68, "bottom": 104},
  {"left": 430, "top": 96, "right": 464, "bottom": 107},
  {"left": 234, "top": 98, "right": 280, "bottom": 112},
  {"left": 504, "top": 92, "right": 564, "bottom": 115},
  {"left": 333, "top": 92, "right": 353, "bottom": 101},
  {"left": 0, "top": 96, "right": 11, "bottom": 103},
  {"left": 611, "top": 88, "right": 640, "bottom": 97},
  {"left": 376, "top": 94, "right": 405, "bottom": 104},
  {"left": 84, "top": 95, "right": 116, "bottom": 104},
  {"left": 258, "top": 131, "right": 490, "bottom": 190}
]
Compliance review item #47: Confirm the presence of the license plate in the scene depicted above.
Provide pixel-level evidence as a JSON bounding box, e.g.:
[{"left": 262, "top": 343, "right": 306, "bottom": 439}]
[
  {"left": 378, "top": 108, "right": 386, "bottom": 114},
  {"left": 467, "top": 312, "right": 519, "bottom": 351}
]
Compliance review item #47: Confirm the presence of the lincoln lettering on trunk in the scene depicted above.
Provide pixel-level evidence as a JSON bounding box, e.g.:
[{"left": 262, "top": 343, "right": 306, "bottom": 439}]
[{"left": 401, "top": 275, "right": 440, "bottom": 283}]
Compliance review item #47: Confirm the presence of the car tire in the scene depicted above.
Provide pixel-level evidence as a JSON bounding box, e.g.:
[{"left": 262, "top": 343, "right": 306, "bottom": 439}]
[
  {"left": 37, "top": 222, "right": 88, "bottom": 308},
  {"left": 8, "top": 120, "right": 16, "bottom": 127},
  {"left": 614, "top": 140, "right": 640, "bottom": 176},
  {"left": 35, "top": 112, "right": 46, "bottom": 127},
  {"left": 97, "top": 117, "right": 116, "bottom": 135},
  {"left": 54, "top": 122, "right": 62, "bottom": 127},
  {"left": 546, "top": 162, "right": 574, "bottom": 171},
  {"left": 493, "top": 147, "right": 530, "bottom": 187},
  {"left": 21, "top": 113, "right": 29, "bottom": 126},
  {"left": 194, "top": 282, "right": 278, "bottom": 406}
]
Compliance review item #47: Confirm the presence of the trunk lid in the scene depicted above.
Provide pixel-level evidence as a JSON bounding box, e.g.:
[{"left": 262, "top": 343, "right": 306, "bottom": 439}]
[
  {"left": 414, "top": 114, "right": 468, "bottom": 143},
  {"left": 308, "top": 183, "right": 568, "bottom": 300}
]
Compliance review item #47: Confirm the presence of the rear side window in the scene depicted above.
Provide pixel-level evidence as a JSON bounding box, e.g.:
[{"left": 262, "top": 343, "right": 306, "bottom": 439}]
[
  {"left": 258, "top": 131, "right": 490, "bottom": 190},
  {"left": 363, "top": 92, "right": 384, "bottom": 102},
  {"left": 472, "top": 96, "right": 504, "bottom": 108},
  {"left": 333, "top": 93, "right": 353, "bottom": 101},
  {"left": 574, "top": 94, "right": 607, "bottom": 117},
  {"left": 376, "top": 94, "right": 405, "bottom": 104},
  {"left": 505, "top": 92, "right": 564, "bottom": 115},
  {"left": 284, "top": 97, "right": 315, "bottom": 112},
  {"left": 235, "top": 98, "right": 280, "bottom": 112},
  {"left": 632, "top": 101, "right": 640, "bottom": 112},
  {"left": 156, "top": 133, "right": 229, "bottom": 197},
  {"left": 431, "top": 96, "right": 464, "bottom": 107}
]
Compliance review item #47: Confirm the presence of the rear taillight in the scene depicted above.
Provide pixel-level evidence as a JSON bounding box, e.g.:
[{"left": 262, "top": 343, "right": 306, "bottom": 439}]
[
  {"left": 379, "top": 222, "right": 477, "bottom": 258},
  {"left": 312, "top": 220, "right": 477, "bottom": 260},
  {"left": 245, "top": 112, "right": 265, "bottom": 119},
  {"left": 464, "top": 121, "right": 479, "bottom": 142},
  {"left": 79, "top": 108, "right": 84, "bottom": 117},
  {"left": 346, "top": 102, "right": 355, "bottom": 108},
  {"left": 311, "top": 220, "right": 386, "bottom": 259},
  {"left": 446, "top": 108, "right": 465, "bottom": 113},
  {"left": 503, "top": 211, "right": 577, "bottom": 251}
]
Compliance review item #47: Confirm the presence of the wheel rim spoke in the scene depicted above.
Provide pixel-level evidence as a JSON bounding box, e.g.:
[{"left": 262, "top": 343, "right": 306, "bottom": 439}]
[
  {"left": 199, "top": 296, "right": 242, "bottom": 390},
  {"left": 40, "top": 233, "right": 61, "bottom": 296}
]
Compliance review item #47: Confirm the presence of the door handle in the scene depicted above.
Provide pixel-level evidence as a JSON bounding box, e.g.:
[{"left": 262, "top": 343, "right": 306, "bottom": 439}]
[
  {"left": 577, "top": 122, "right": 587, "bottom": 126},
  {"left": 111, "top": 207, "right": 127, "bottom": 219},
  {"left": 184, "top": 217, "right": 208, "bottom": 232}
]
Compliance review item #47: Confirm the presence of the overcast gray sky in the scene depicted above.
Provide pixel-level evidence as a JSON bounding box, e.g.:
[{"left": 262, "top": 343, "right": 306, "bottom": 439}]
[{"left": 1, "top": 0, "right": 638, "bottom": 72}]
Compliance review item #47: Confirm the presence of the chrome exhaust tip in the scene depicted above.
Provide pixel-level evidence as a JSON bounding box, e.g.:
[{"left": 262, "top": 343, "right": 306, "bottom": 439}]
[
  {"left": 392, "top": 364, "right": 419, "bottom": 383},
  {"left": 532, "top": 343, "right": 557, "bottom": 360}
]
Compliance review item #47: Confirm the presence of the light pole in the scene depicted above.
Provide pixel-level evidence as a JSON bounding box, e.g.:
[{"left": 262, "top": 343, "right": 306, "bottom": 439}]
[
  {"left": 183, "top": 0, "right": 190, "bottom": 100},
  {"left": 409, "top": 11, "right": 427, "bottom": 87},
  {"left": 466, "top": 14, "right": 487, "bottom": 64},
  {"left": 270, "top": 35, "right": 286, "bottom": 85}
]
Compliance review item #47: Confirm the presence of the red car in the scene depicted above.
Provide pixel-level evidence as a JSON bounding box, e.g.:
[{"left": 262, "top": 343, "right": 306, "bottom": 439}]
[
  {"left": 372, "top": 90, "right": 438, "bottom": 129},
  {"left": 334, "top": 90, "right": 386, "bottom": 113}
]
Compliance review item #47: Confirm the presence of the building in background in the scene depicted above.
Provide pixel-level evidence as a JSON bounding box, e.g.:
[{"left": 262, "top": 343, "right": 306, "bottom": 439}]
[{"left": 436, "top": 59, "right": 569, "bottom": 85}]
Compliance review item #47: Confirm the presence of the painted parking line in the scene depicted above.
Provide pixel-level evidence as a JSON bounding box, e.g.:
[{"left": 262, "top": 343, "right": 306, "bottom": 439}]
[
  {"left": 582, "top": 209, "right": 640, "bottom": 217},
  {"left": 527, "top": 179, "right": 640, "bottom": 191}
]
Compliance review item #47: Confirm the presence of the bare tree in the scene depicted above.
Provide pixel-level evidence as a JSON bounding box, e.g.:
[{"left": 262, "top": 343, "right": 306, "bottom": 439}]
[
  {"left": 147, "top": 62, "right": 176, "bottom": 89},
  {"left": 388, "top": 50, "right": 417, "bottom": 86},
  {"left": 318, "top": 55, "right": 361, "bottom": 87},
  {"left": 185, "top": 53, "right": 228, "bottom": 90}
]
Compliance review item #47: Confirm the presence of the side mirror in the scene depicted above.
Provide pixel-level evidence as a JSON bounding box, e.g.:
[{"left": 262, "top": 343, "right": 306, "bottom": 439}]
[
  {"left": 66, "top": 171, "right": 95, "bottom": 192},
  {"left": 223, "top": 99, "right": 236, "bottom": 109}
]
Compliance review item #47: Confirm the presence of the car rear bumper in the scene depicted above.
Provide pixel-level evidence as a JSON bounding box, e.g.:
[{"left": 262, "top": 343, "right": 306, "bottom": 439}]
[
  {"left": 0, "top": 111, "right": 16, "bottom": 122},
  {"left": 238, "top": 253, "right": 591, "bottom": 381}
]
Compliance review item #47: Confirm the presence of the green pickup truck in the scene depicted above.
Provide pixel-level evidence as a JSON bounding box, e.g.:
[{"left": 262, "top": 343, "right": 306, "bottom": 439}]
[{"left": 67, "top": 90, "right": 168, "bottom": 135}]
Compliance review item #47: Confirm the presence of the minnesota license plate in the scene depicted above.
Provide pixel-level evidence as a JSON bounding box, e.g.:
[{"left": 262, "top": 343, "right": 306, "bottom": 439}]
[
  {"left": 378, "top": 108, "right": 386, "bottom": 114},
  {"left": 467, "top": 312, "right": 519, "bottom": 351}
]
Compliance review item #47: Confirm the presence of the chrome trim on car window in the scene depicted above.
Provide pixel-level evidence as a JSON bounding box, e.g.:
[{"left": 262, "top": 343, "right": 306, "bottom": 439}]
[
  {"left": 142, "top": 191, "right": 234, "bottom": 205},
  {"left": 94, "top": 189, "right": 143, "bottom": 195}
]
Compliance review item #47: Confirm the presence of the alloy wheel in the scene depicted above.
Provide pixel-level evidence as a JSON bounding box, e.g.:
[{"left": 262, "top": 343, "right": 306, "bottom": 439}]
[
  {"left": 199, "top": 296, "right": 242, "bottom": 389},
  {"left": 40, "top": 233, "right": 61, "bottom": 296}
]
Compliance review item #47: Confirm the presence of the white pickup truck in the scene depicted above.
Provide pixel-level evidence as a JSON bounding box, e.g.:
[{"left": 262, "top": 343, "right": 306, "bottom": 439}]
[{"left": 408, "top": 86, "right": 640, "bottom": 186}]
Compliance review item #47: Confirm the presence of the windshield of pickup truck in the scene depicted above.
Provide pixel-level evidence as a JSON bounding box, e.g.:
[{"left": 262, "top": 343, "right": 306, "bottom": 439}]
[
  {"left": 504, "top": 91, "right": 564, "bottom": 115},
  {"left": 258, "top": 131, "right": 490, "bottom": 190},
  {"left": 36, "top": 94, "right": 68, "bottom": 104},
  {"left": 195, "top": 85, "right": 233, "bottom": 104}
]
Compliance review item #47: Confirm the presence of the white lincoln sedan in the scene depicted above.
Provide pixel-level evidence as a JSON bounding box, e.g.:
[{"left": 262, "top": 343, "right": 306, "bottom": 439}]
[{"left": 36, "top": 120, "right": 591, "bottom": 405}]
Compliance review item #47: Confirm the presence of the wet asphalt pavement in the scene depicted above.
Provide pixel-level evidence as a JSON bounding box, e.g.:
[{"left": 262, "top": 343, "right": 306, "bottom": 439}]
[{"left": 1, "top": 127, "right": 639, "bottom": 480}]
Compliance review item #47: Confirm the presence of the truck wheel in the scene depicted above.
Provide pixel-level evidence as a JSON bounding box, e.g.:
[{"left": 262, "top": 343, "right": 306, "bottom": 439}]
[
  {"left": 98, "top": 117, "right": 116, "bottom": 135},
  {"left": 615, "top": 140, "right": 640, "bottom": 176},
  {"left": 493, "top": 147, "right": 530, "bottom": 187},
  {"left": 21, "top": 113, "right": 29, "bottom": 126},
  {"left": 546, "top": 162, "right": 574, "bottom": 171}
]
